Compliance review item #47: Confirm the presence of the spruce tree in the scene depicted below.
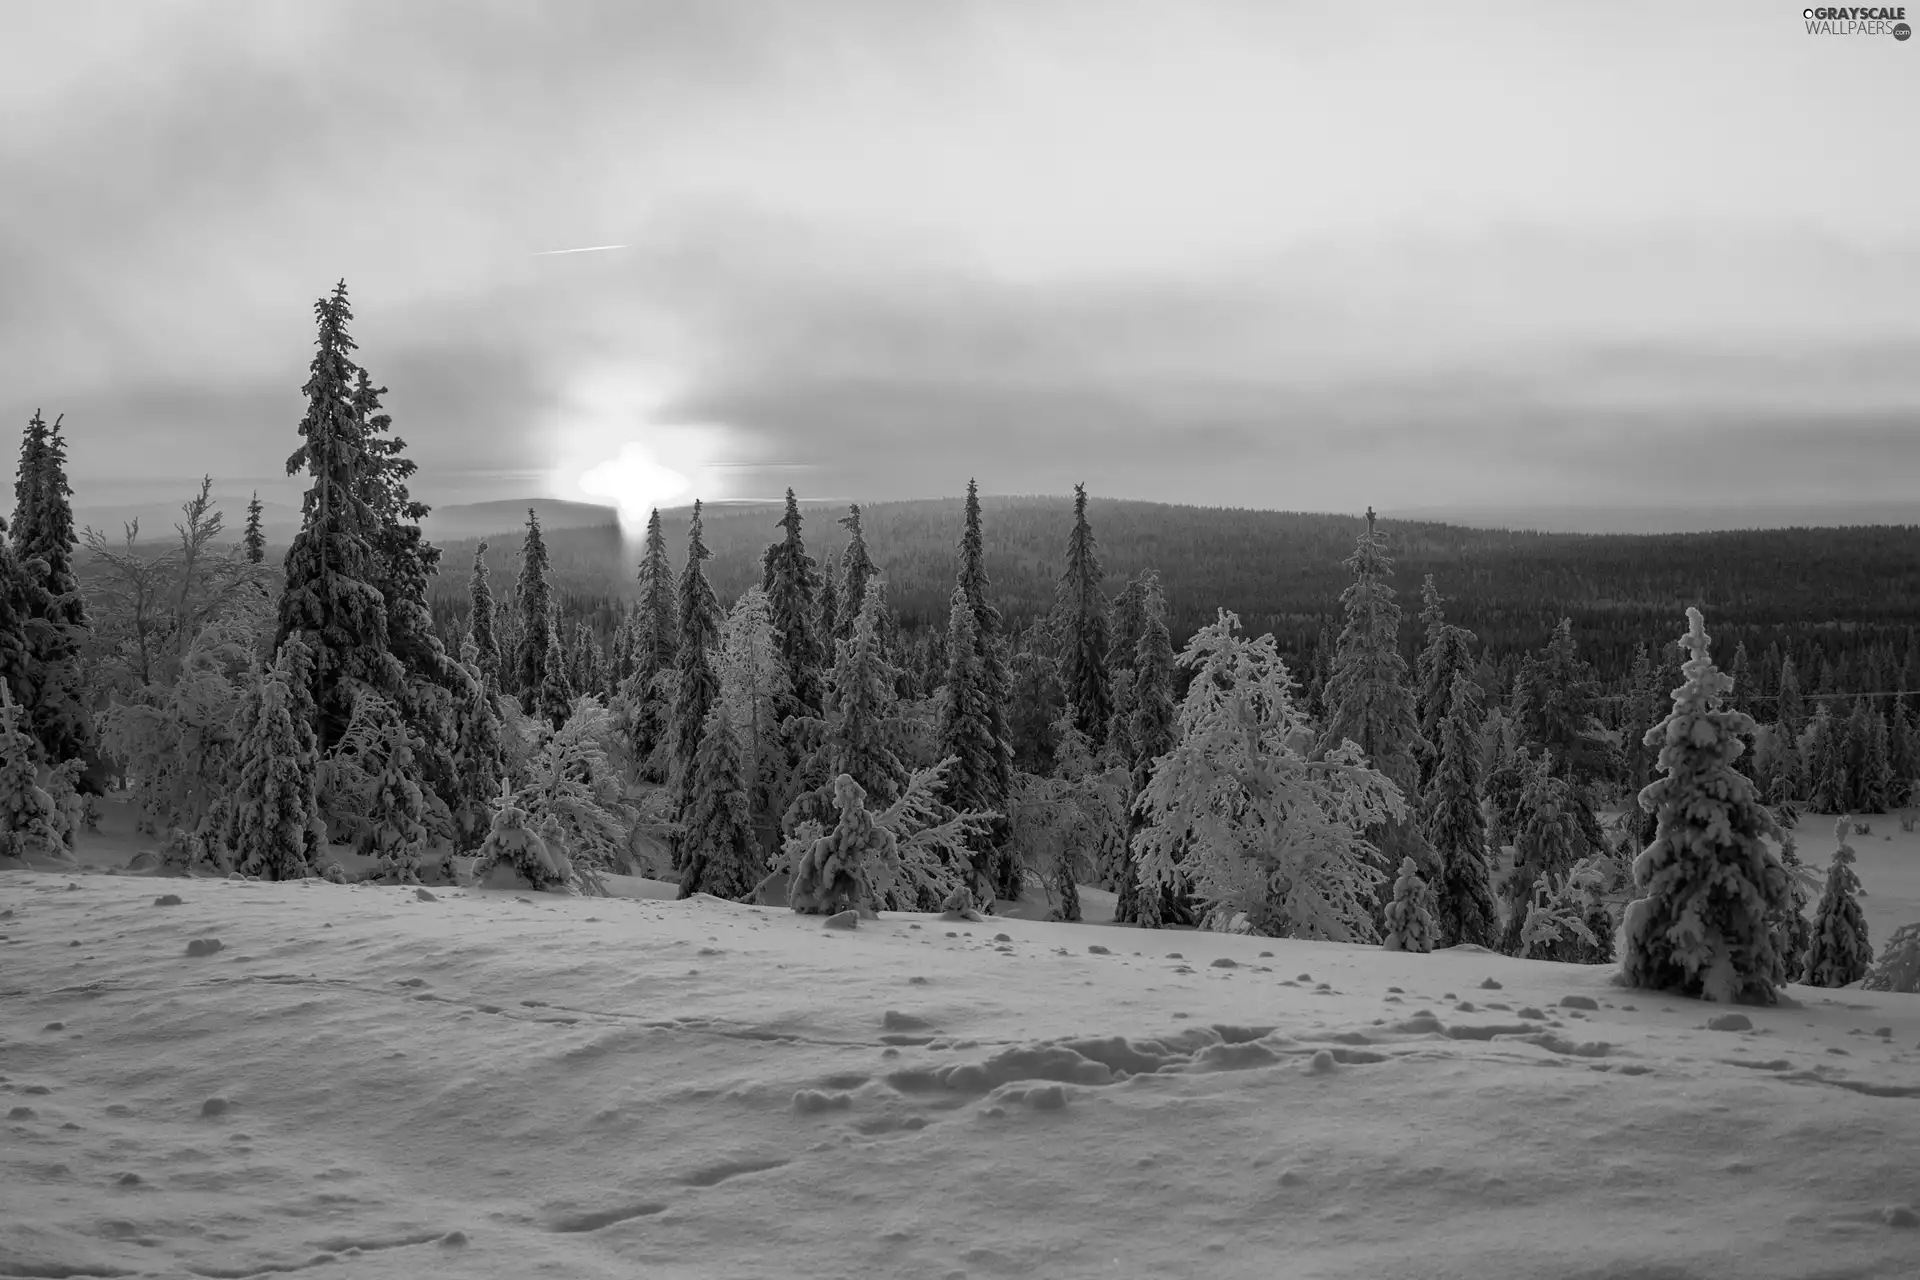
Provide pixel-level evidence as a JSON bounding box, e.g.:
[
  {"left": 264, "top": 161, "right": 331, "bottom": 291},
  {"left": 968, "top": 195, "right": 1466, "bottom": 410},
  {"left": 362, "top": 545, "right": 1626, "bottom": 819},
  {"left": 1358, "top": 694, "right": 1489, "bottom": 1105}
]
[
  {"left": 1056, "top": 484, "right": 1112, "bottom": 743},
  {"left": 1104, "top": 569, "right": 1154, "bottom": 759},
  {"left": 11, "top": 411, "right": 48, "bottom": 555},
  {"left": 514, "top": 509, "right": 556, "bottom": 717},
  {"left": 835, "top": 505, "right": 876, "bottom": 647},
  {"left": 936, "top": 587, "right": 1000, "bottom": 893},
  {"left": 1768, "top": 829, "right": 1815, "bottom": 980},
  {"left": 226, "top": 639, "right": 320, "bottom": 880},
  {"left": 1414, "top": 575, "right": 1478, "bottom": 789},
  {"left": 1803, "top": 818, "right": 1873, "bottom": 987},
  {"left": 450, "top": 635, "right": 507, "bottom": 852},
  {"left": 1501, "top": 751, "right": 1582, "bottom": 956},
  {"left": 1116, "top": 577, "right": 1181, "bottom": 927},
  {"left": 0, "top": 685, "right": 61, "bottom": 861},
  {"left": 824, "top": 577, "right": 907, "bottom": 810},
  {"left": 1728, "top": 641, "right": 1752, "bottom": 717},
  {"left": 818, "top": 549, "right": 840, "bottom": 659},
  {"left": 243, "top": 492, "right": 266, "bottom": 564},
  {"left": 1511, "top": 618, "right": 1608, "bottom": 783},
  {"left": 1888, "top": 699, "right": 1915, "bottom": 807},
  {"left": 1425, "top": 670, "right": 1500, "bottom": 949},
  {"left": 537, "top": 611, "right": 575, "bottom": 731},
  {"left": 9, "top": 411, "right": 95, "bottom": 770},
  {"left": 1806, "top": 703, "right": 1846, "bottom": 813},
  {"left": 274, "top": 282, "right": 401, "bottom": 751},
  {"left": 761, "top": 488, "right": 826, "bottom": 720},
  {"left": 1856, "top": 701, "right": 1892, "bottom": 814},
  {"left": 1619, "top": 608, "right": 1794, "bottom": 1004},
  {"left": 623, "top": 507, "right": 681, "bottom": 773},
  {"left": 1382, "top": 858, "right": 1437, "bottom": 953},
  {"left": 1776, "top": 655, "right": 1804, "bottom": 744},
  {"left": 1319, "top": 507, "right": 1429, "bottom": 910},
  {"left": 669, "top": 500, "right": 723, "bottom": 862},
  {"left": 955, "top": 479, "right": 1016, "bottom": 899},
  {"left": 466, "top": 542, "right": 500, "bottom": 691},
  {"left": 678, "top": 701, "right": 760, "bottom": 900}
]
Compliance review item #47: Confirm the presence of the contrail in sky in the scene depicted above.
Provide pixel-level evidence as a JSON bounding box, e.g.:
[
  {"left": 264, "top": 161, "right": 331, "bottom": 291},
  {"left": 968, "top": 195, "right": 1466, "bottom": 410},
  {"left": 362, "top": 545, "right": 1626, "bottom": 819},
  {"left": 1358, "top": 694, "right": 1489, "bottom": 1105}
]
[{"left": 531, "top": 244, "right": 630, "bottom": 256}]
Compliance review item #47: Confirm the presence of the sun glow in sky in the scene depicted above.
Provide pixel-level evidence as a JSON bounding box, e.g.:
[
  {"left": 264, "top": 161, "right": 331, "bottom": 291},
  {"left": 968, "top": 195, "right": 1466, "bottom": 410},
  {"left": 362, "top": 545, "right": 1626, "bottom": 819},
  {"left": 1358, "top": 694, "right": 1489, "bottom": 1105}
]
[{"left": 574, "top": 443, "right": 691, "bottom": 534}]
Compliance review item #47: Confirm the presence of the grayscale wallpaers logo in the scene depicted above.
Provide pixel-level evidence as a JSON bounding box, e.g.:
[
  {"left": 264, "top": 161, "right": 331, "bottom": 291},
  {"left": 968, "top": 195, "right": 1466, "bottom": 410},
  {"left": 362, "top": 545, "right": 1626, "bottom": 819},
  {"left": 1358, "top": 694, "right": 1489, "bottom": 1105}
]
[{"left": 1803, "top": 6, "right": 1911, "bottom": 36}]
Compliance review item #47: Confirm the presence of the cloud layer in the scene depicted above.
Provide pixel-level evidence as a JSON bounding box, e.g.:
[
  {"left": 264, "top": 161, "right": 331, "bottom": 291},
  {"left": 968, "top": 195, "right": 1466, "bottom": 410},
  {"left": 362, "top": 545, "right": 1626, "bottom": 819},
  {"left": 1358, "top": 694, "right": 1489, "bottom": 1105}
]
[{"left": 4, "top": 0, "right": 1916, "bottom": 519}]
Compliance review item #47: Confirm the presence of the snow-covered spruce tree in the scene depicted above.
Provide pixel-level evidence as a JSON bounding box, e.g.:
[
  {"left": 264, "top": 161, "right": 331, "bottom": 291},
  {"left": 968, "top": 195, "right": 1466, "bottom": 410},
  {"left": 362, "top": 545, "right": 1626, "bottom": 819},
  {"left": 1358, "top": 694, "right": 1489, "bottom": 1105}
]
[
  {"left": 789, "top": 773, "right": 894, "bottom": 916},
  {"left": 1852, "top": 699, "right": 1892, "bottom": 814},
  {"left": 1133, "top": 610, "right": 1405, "bottom": 941},
  {"left": 834, "top": 505, "right": 877, "bottom": 649},
  {"left": 322, "top": 688, "right": 436, "bottom": 882},
  {"left": 953, "top": 478, "right": 1016, "bottom": 899},
  {"left": 822, "top": 576, "right": 908, "bottom": 810},
  {"left": 1116, "top": 575, "right": 1181, "bottom": 927},
  {"left": 817, "top": 549, "right": 840, "bottom": 660},
  {"left": 717, "top": 585, "right": 791, "bottom": 850},
  {"left": 1056, "top": 483, "right": 1112, "bottom": 745},
  {"left": 1803, "top": 817, "right": 1873, "bottom": 988},
  {"left": 0, "top": 521, "right": 35, "bottom": 737},
  {"left": 678, "top": 700, "right": 760, "bottom": 900},
  {"left": 1727, "top": 641, "right": 1752, "bottom": 718},
  {"left": 225, "top": 637, "right": 320, "bottom": 880},
  {"left": 1511, "top": 617, "right": 1613, "bottom": 786},
  {"left": 1104, "top": 569, "right": 1155, "bottom": 763},
  {"left": 274, "top": 283, "right": 403, "bottom": 751},
  {"left": 1804, "top": 703, "right": 1845, "bottom": 813},
  {"left": 669, "top": 500, "right": 723, "bottom": 864},
  {"left": 449, "top": 635, "right": 507, "bottom": 852},
  {"left": 618, "top": 507, "right": 680, "bottom": 779},
  {"left": 569, "top": 620, "right": 601, "bottom": 698},
  {"left": 1414, "top": 575, "right": 1478, "bottom": 791},
  {"left": 936, "top": 586, "right": 1002, "bottom": 896},
  {"left": 1862, "top": 921, "right": 1920, "bottom": 993},
  {"left": 243, "top": 492, "right": 265, "bottom": 564},
  {"left": 514, "top": 509, "right": 557, "bottom": 716},
  {"left": 1317, "top": 507, "right": 1429, "bottom": 913},
  {"left": 1501, "top": 750, "right": 1583, "bottom": 956},
  {"left": 536, "top": 610, "right": 575, "bottom": 731},
  {"left": 1382, "top": 858, "right": 1437, "bottom": 953},
  {"left": 1776, "top": 654, "right": 1805, "bottom": 746},
  {"left": 1618, "top": 607, "right": 1794, "bottom": 1005},
  {"left": 1424, "top": 670, "right": 1500, "bottom": 949},
  {"left": 12, "top": 410, "right": 97, "bottom": 771},
  {"left": 466, "top": 542, "right": 500, "bottom": 691},
  {"left": 0, "top": 685, "right": 63, "bottom": 862},
  {"left": 761, "top": 488, "right": 826, "bottom": 721}
]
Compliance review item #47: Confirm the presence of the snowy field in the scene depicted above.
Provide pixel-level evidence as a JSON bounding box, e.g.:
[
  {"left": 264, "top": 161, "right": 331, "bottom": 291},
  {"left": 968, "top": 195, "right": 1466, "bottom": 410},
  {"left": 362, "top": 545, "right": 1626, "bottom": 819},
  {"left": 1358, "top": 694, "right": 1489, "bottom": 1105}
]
[{"left": 3, "top": 809, "right": 1920, "bottom": 1279}]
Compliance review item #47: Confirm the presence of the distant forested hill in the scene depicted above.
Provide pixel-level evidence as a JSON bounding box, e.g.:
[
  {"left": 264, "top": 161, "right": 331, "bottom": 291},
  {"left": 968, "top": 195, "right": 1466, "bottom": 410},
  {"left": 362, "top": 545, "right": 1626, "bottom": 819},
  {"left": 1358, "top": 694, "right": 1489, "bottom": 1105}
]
[{"left": 422, "top": 496, "right": 1920, "bottom": 688}]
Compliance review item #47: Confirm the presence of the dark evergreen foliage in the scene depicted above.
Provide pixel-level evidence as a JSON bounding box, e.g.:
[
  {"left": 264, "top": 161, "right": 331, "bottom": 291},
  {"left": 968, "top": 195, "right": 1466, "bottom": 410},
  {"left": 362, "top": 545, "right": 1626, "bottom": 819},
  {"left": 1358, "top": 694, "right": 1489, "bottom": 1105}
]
[
  {"left": 669, "top": 500, "right": 723, "bottom": 863},
  {"left": 1056, "top": 484, "right": 1112, "bottom": 744},
  {"left": 243, "top": 492, "right": 266, "bottom": 564}
]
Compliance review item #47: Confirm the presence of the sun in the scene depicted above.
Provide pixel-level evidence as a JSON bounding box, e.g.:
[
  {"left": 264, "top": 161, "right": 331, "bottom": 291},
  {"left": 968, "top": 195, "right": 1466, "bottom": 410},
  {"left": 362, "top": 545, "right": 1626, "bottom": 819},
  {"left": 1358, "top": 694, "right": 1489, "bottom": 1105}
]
[{"left": 574, "top": 443, "right": 691, "bottom": 532}]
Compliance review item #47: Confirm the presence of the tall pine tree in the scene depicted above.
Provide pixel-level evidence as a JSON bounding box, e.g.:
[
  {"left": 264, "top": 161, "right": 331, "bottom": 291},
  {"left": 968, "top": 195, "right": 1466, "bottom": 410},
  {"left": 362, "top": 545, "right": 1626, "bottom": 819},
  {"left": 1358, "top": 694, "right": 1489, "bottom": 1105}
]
[
  {"left": 835, "top": 505, "right": 876, "bottom": 648},
  {"left": 513, "top": 509, "right": 556, "bottom": 716},
  {"left": 955, "top": 479, "right": 1015, "bottom": 899},
  {"left": 1414, "top": 574, "right": 1477, "bottom": 791},
  {"left": 761, "top": 489, "right": 826, "bottom": 721},
  {"left": 243, "top": 492, "right": 266, "bottom": 564},
  {"left": 466, "top": 541, "right": 500, "bottom": 691},
  {"left": 1424, "top": 670, "right": 1499, "bottom": 948},
  {"left": 225, "top": 637, "right": 321, "bottom": 881},
  {"left": 1057, "top": 484, "right": 1112, "bottom": 744},
  {"left": 678, "top": 701, "right": 760, "bottom": 900},
  {"left": 669, "top": 500, "right": 723, "bottom": 863},
  {"left": 10, "top": 411, "right": 95, "bottom": 771},
  {"left": 1115, "top": 575, "right": 1182, "bottom": 927},
  {"left": 274, "top": 282, "right": 401, "bottom": 751}
]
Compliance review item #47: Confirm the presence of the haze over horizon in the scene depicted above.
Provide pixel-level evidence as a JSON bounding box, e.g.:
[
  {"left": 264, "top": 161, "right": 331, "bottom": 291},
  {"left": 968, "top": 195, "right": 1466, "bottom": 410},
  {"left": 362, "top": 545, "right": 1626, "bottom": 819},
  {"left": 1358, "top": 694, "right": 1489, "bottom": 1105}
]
[{"left": 6, "top": 1, "right": 1917, "bottom": 533}]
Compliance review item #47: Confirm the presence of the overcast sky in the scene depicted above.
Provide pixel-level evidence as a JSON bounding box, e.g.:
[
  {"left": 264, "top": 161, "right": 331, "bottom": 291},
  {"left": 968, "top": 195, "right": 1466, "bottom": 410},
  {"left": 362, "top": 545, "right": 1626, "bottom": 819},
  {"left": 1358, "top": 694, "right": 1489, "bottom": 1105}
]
[{"left": 4, "top": 0, "right": 1917, "bottom": 526}]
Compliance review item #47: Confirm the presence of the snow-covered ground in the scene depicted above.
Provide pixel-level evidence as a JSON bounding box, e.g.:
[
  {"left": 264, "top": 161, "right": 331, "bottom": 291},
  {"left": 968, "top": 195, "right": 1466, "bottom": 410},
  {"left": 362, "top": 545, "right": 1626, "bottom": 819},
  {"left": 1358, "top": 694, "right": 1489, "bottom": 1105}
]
[{"left": 4, "top": 808, "right": 1919, "bottom": 1279}]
